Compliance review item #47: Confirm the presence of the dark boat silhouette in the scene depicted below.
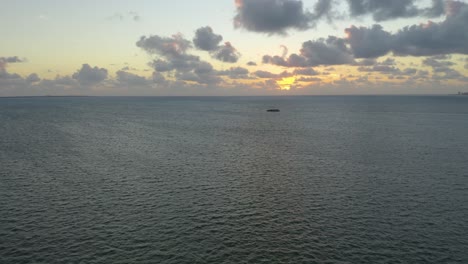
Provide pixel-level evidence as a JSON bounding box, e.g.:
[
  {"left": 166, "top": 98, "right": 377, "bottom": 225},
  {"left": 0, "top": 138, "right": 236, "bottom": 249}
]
[{"left": 267, "top": 109, "right": 280, "bottom": 112}]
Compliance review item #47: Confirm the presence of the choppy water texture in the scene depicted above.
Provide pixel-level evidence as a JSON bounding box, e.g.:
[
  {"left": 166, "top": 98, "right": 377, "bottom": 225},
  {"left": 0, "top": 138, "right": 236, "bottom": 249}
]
[{"left": 1, "top": 96, "right": 468, "bottom": 263}]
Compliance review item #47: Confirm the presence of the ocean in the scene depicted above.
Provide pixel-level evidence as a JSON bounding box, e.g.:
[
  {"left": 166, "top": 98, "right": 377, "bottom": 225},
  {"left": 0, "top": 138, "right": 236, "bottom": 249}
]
[{"left": 1, "top": 95, "right": 468, "bottom": 263}]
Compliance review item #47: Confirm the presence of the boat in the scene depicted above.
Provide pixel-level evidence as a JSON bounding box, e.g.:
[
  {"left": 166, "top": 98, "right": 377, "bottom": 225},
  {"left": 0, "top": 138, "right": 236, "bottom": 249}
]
[{"left": 267, "top": 109, "right": 280, "bottom": 112}]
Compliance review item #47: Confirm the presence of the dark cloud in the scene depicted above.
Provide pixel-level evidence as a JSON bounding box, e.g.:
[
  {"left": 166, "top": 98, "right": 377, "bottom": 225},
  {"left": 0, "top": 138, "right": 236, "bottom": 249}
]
[
  {"left": 423, "top": 0, "right": 446, "bottom": 17},
  {"left": 151, "top": 59, "right": 175, "bottom": 72},
  {"left": 137, "top": 34, "right": 192, "bottom": 58},
  {"left": 381, "top": 58, "right": 396, "bottom": 65},
  {"left": 1, "top": 56, "right": 24, "bottom": 63},
  {"left": 355, "top": 58, "right": 417, "bottom": 76},
  {"left": 152, "top": 72, "right": 167, "bottom": 84},
  {"left": 234, "top": 0, "right": 333, "bottom": 35},
  {"left": 247, "top": 61, "right": 257, "bottom": 66},
  {"left": 0, "top": 56, "right": 25, "bottom": 71},
  {"left": 0, "top": 71, "right": 95, "bottom": 97},
  {"left": 343, "top": 3, "right": 468, "bottom": 59},
  {"left": 212, "top": 42, "right": 241, "bottom": 63},
  {"left": 393, "top": 2, "right": 468, "bottom": 56},
  {"left": 233, "top": 0, "right": 448, "bottom": 36},
  {"left": 263, "top": 36, "right": 354, "bottom": 67},
  {"left": 194, "top": 61, "right": 214, "bottom": 75},
  {"left": 345, "top": 25, "right": 393, "bottom": 58},
  {"left": 422, "top": 57, "right": 456, "bottom": 68},
  {"left": 193, "top": 27, "right": 241, "bottom": 63},
  {"left": 402, "top": 68, "right": 418, "bottom": 75},
  {"left": 353, "top": 58, "right": 377, "bottom": 66},
  {"left": 347, "top": 0, "right": 419, "bottom": 21},
  {"left": 72, "top": 64, "right": 108, "bottom": 85},
  {"left": 358, "top": 65, "right": 401, "bottom": 73},
  {"left": 116, "top": 70, "right": 149, "bottom": 86},
  {"left": 420, "top": 55, "right": 467, "bottom": 81},
  {"left": 175, "top": 61, "right": 222, "bottom": 84},
  {"left": 193, "top": 26, "right": 223, "bottom": 51},
  {"left": 311, "top": 0, "right": 334, "bottom": 21},
  {"left": 217, "top": 67, "right": 250, "bottom": 79},
  {"left": 138, "top": 32, "right": 239, "bottom": 86},
  {"left": 43, "top": 76, "right": 80, "bottom": 90},
  {"left": 293, "top": 68, "right": 319, "bottom": 76},
  {"left": 0, "top": 70, "right": 21, "bottom": 80},
  {"left": 26, "top": 73, "right": 41, "bottom": 83},
  {"left": 299, "top": 36, "right": 354, "bottom": 66},
  {"left": 297, "top": 76, "right": 321, "bottom": 82},
  {"left": 432, "top": 67, "right": 464, "bottom": 80},
  {"left": 346, "top": 0, "right": 445, "bottom": 21}
]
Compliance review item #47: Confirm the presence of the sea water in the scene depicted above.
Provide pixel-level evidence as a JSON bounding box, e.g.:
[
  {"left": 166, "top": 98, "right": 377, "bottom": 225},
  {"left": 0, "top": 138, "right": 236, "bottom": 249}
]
[{"left": 1, "top": 95, "right": 468, "bottom": 263}]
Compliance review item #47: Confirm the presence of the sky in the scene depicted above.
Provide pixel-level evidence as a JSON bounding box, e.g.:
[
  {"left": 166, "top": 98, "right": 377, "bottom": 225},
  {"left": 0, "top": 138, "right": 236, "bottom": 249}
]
[{"left": 1, "top": 0, "right": 468, "bottom": 96}]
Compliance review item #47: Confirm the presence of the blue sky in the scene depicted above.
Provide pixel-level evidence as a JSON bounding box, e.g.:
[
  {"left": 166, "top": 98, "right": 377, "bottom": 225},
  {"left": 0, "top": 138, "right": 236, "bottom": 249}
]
[{"left": 1, "top": 0, "right": 467, "bottom": 96}]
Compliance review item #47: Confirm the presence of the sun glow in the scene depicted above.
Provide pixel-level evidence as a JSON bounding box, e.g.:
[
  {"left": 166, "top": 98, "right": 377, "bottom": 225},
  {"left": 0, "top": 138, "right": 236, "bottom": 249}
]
[{"left": 277, "top": 76, "right": 296, "bottom": 90}]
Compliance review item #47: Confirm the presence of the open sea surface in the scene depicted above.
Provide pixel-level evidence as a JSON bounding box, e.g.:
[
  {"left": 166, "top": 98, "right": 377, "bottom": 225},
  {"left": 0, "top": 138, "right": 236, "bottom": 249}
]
[{"left": 1, "top": 95, "right": 468, "bottom": 263}]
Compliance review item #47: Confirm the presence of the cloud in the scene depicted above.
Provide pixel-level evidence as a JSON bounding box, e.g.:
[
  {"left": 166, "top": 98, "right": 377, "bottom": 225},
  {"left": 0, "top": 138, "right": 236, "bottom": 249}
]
[
  {"left": 346, "top": 0, "right": 445, "bottom": 21},
  {"left": 0, "top": 70, "right": 22, "bottom": 80},
  {"left": 419, "top": 55, "right": 468, "bottom": 81},
  {"left": 422, "top": 56, "right": 455, "bottom": 68},
  {"left": 0, "top": 56, "right": 25, "bottom": 71},
  {"left": 254, "top": 70, "right": 292, "bottom": 78},
  {"left": 345, "top": 25, "right": 393, "bottom": 58},
  {"left": 193, "top": 27, "right": 241, "bottom": 63},
  {"left": 151, "top": 59, "right": 175, "bottom": 72},
  {"left": 247, "top": 61, "right": 257, "bottom": 66},
  {"left": 26, "top": 73, "right": 41, "bottom": 83},
  {"left": 1, "top": 56, "right": 24, "bottom": 63},
  {"left": 353, "top": 58, "right": 377, "bottom": 66},
  {"left": 137, "top": 33, "right": 192, "bottom": 58},
  {"left": 116, "top": 70, "right": 149, "bottom": 86},
  {"left": 108, "top": 12, "right": 141, "bottom": 22},
  {"left": 301, "top": 36, "right": 354, "bottom": 66},
  {"left": 353, "top": 57, "right": 421, "bottom": 77},
  {"left": 72, "top": 64, "right": 108, "bottom": 85},
  {"left": 312, "top": 0, "right": 335, "bottom": 21},
  {"left": 293, "top": 68, "right": 319, "bottom": 76},
  {"left": 342, "top": 2, "right": 468, "bottom": 59},
  {"left": 193, "top": 26, "right": 223, "bottom": 51},
  {"left": 402, "top": 68, "right": 418, "bottom": 75},
  {"left": 217, "top": 67, "right": 250, "bottom": 79},
  {"left": 297, "top": 76, "right": 322, "bottom": 82},
  {"left": 138, "top": 32, "right": 241, "bottom": 84},
  {"left": 172, "top": 61, "right": 222, "bottom": 85},
  {"left": 393, "top": 3, "right": 468, "bottom": 56},
  {"left": 138, "top": 34, "right": 202, "bottom": 74},
  {"left": 234, "top": 0, "right": 332, "bottom": 35},
  {"left": 432, "top": 67, "right": 465, "bottom": 80},
  {"left": 152, "top": 72, "right": 167, "bottom": 84},
  {"left": 0, "top": 69, "right": 92, "bottom": 97},
  {"left": 424, "top": 0, "right": 446, "bottom": 17},
  {"left": 213, "top": 42, "right": 241, "bottom": 63},
  {"left": 347, "top": 0, "right": 419, "bottom": 21},
  {"left": 233, "top": 0, "right": 448, "bottom": 35},
  {"left": 263, "top": 36, "right": 354, "bottom": 67}
]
